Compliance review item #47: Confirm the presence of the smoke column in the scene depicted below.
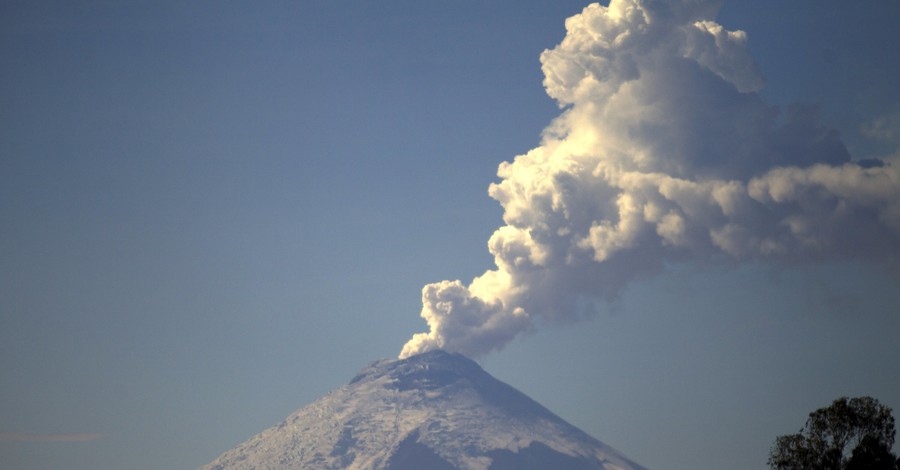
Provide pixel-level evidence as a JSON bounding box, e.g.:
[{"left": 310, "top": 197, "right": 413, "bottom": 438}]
[{"left": 400, "top": 0, "right": 900, "bottom": 359}]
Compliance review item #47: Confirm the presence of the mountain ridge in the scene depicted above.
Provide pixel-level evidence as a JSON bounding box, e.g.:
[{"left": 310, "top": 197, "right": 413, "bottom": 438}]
[{"left": 202, "top": 350, "right": 649, "bottom": 470}]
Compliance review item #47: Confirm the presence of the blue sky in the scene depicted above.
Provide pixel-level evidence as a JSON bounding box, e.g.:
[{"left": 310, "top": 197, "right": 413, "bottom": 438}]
[{"left": 2, "top": 1, "right": 899, "bottom": 469}]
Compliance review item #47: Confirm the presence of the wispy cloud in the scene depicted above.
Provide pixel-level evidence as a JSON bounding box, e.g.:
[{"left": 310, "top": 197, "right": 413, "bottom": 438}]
[{"left": 0, "top": 432, "right": 104, "bottom": 443}]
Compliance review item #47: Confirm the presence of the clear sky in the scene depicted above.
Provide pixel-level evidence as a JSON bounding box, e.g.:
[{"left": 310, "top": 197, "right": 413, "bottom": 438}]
[{"left": 1, "top": 1, "right": 899, "bottom": 469}]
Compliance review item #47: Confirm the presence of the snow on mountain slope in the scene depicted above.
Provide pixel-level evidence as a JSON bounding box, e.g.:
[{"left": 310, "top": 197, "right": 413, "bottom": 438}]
[{"left": 202, "top": 350, "right": 649, "bottom": 470}]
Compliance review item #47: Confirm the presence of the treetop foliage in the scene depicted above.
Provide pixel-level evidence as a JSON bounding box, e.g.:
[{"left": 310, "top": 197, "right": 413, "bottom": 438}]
[{"left": 768, "top": 396, "right": 899, "bottom": 470}]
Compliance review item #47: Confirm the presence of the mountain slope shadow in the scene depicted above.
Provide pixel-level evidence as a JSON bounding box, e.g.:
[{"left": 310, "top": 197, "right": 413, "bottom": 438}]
[
  {"left": 486, "top": 441, "right": 604, "bottom": 470},
  {"left": 383, "top": 431, "right": 456, "bottom": 470}
]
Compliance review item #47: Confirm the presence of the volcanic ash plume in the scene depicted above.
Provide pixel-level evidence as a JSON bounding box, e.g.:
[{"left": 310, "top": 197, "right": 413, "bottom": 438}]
[{"left": 400, "top": 0, "right": 900, "bottom": 359}]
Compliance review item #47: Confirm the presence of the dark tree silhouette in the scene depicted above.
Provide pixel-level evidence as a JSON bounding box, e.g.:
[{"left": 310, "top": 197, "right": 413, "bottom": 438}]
[
  {"left": 768, "top": 396, "right": 898, "bottom": 470},
  {"left": 847, "top": 435, "right": 898, "bottom": 470}
]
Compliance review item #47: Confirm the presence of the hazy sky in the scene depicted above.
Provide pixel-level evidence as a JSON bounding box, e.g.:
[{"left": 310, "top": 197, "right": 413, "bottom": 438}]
[{"left": 2, "top": 1, "right": 899, "bottom": 469}]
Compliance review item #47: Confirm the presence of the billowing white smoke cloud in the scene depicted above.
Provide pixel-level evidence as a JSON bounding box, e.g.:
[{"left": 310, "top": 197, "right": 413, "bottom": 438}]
[{"left": 400, "top": 0, "right": 900, "bottom": 359}]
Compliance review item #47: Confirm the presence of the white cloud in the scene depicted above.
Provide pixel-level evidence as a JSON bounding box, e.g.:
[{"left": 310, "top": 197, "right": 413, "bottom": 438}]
[{"left": 400, "top": 0, "right": 900, "bottom": 359}]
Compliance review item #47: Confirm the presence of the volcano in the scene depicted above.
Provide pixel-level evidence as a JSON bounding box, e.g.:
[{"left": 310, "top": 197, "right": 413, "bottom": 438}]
[{"left": 202, "top": 350, "right": 648, "bottom": 470}]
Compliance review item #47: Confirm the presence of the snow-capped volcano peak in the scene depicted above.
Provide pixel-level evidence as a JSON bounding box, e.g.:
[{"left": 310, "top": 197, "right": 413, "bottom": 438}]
[{"left": 202, "top": 350, "right": 648, "bottom": 470}]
